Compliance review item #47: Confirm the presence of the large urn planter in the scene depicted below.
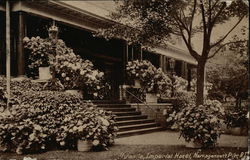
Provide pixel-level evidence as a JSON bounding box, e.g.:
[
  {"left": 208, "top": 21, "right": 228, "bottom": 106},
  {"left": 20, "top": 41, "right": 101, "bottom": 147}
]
[
  {"left": 39, "top": 66, "right": 52, "bottom": 80},
  {"left": 185, "top": 141, "right": 202, "bottom": 148},
  {"left": 146, "top": 93, "right": 157, "bottom": 103},
  {"left": 65, "top": 90, "right": 83, "bottom": 98},
  {"left": 77, "top": 140, "right": 92, "bottom": 152},
  {"left": 134, "top": 79, "right": 141, "bottom": 88}
]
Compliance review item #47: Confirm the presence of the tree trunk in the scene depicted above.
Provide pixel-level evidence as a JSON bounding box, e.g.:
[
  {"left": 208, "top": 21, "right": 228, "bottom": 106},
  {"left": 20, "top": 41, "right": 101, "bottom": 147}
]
[{"left": 196, "top": 61, "right": 205, "bottom": 106}]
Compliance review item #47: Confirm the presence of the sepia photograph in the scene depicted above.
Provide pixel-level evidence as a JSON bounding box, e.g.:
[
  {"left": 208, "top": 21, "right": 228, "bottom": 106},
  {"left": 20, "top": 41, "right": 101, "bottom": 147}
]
[{"left": 0, "top": 0, "right": 248, "bottom": 160}]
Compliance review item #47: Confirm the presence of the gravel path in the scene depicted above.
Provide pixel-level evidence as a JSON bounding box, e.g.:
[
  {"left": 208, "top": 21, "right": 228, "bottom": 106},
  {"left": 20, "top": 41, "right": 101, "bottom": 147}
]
[{"left": 116, "top": 131, "right": 248, "bottom": 148}]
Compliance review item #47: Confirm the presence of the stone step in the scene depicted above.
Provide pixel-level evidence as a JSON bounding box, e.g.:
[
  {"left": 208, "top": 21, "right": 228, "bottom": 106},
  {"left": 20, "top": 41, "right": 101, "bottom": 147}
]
[
  {"left": 116, "top": 119, "right": 155, "bottom": 126},
  {"left": 117, "top": 126, "right": 163, "bottom": 137},
  {"left": 99, "top": 107, "right": 136, "bottom": 112},
  {"left": 91, "top": 100, "right": 126, "bottom": 104},
  {"left": 115, "top": 115, "right": 148, "bottom": 121},
  {"left": 113, "top": 111, "right": 141, "bottom": 116},
  {"left": 96, "top": 104, "right": 131, "bottom": 108},
  {"left": 118, "top": 122, "right": 158, "bottom": 132}
]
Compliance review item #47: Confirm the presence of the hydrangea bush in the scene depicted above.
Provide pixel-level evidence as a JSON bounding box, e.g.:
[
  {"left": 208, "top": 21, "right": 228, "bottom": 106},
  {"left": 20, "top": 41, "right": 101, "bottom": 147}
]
[
  {"left": 126, "top": 60, "right": 172, "bottom": 95},
  {"left": 166, "top": 91, "right": 196, "bottom": 129},
  {"left": 52, "top": 53, "right": 108, "bottom": 99},
  {"left": 175, "top": 100, "right": 224, "bottom": 148},
  {"left": 23, "top": 37, "right": 109, "bottom": 99},
  {"left": 0, "top": 77, "right": 117, "bottom": 154},
  {"left": 0, "top": 91, "right": 117, "bottom": 154}
]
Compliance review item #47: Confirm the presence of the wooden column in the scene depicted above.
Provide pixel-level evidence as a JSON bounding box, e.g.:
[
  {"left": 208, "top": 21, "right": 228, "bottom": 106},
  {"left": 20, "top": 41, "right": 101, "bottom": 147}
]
[
  {"left": 6, "top": 0, "right": 11, "bottom": 108},
  {"left": 17, "top": 12, "right": 25, "bottom": 76}
]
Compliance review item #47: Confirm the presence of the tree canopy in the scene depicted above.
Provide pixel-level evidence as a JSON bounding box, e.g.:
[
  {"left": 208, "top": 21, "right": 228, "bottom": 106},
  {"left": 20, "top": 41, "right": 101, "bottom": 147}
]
[{"left": 96, "top": 0, "right": 249, "bottom": 106}]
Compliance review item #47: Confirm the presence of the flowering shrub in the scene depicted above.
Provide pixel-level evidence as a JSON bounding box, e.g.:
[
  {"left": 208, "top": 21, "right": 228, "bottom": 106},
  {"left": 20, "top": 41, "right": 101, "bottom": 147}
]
[
  {"left": 126, "top": 60, "right": 172, "bottom": 95},
  {"left": 154, "top": 68, "right": 172, "bottom": 97},
  {"left": 23, "top": 37, "right": 56, "bottom": 77},
  {"left": 173, "top": 75, "right": 188, "bottom": 92},
  {"left": 191, "top": 79, "right": 213, "bottom": 94},
  {"left": 57, "top": 106, "right": 117, "bottom": 150},
  {"left": 166, "top": 91, "right": 196, "bottom": 129},
  {"left": 175, "top": 100, "right": 224, "bottom": 148},
  {"left": 52, "top": 53, "right": 107, "bottom": 99},
  {"left": 0, "top": 91, "right": 117, "bottom": 154},
  {"left": 0, "top": 76, "right": 43, "bottom": 93},
  {"left": 23, "top": 36, "right": 109, "bottom": 99}
]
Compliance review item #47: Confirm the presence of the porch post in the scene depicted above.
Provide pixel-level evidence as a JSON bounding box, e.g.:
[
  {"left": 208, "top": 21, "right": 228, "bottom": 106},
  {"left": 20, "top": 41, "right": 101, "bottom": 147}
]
[
  {"left": 17, "top": 11, "right": 25, "bottom": 76},
  {"left": 6, "top": 0, "right": 11, "bottom": 108}
]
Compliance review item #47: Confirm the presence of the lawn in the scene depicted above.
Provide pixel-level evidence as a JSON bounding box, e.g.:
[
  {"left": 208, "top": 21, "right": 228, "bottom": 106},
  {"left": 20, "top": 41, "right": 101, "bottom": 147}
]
[{"left": 0, "top": 145, "right": 248, "bottom": 160}]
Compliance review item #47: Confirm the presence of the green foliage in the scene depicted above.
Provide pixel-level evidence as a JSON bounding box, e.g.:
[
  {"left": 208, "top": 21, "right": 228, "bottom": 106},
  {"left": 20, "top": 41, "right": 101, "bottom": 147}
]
[
  {"left": 166, "top": 90, "right": 196, "bottom": 129},
  {"left": 175, "top": 100, "right": 225, "bottom": 148},
  {"left": 0, "top": 78, "right": 117, "bottom": 154},
  {"left": 23, "top": 36, "right": 56, "bottom": 77},
  {"left": 225, "top": 104, "right": 248, "bottom": 128},
  {"left": 23, "top": 36, "right": 110, "bottom": 99},
  {"left": 207, "top": 38, "right": 248, "bottom": 103},
  {"left": 0, "top": 91, "right": 117, "bottom": 154},
  {"left": 95, "top": 0, "right": 177, "bottom": 47},
  {"left": 126, "top": 60, "right": 172, "bottom": 95},
  {"left": 97, "top": 0, "right": 248, "bottom": 106}
]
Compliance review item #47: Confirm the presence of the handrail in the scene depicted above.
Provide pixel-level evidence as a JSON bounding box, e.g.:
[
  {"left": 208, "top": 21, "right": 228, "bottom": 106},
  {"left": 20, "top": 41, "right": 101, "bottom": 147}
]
[{"left": 123, "top": 87, "right": 158, "bottom": 115}]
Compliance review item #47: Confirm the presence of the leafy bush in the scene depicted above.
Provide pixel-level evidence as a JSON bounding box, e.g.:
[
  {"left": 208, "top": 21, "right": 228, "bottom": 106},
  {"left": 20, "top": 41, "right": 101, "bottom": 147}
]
[
  {"left": 42, "top": 78, "right": 64, "bottom": 91},
  {"left": 166, "top": 90, "right": 196, "bottom": 129},
  {"left": 23, "top": 36, "right": 109, "bottom": 99},
  {"left": 225, "top": 104, "right": 248, "bottom": 128},
  {"left": 175, "top": 100, "right": 225, "bottom": 148},
  {"left": 0, "top": 78, "right": 117, "bottom": 154},
  {"left": 126, "top": 60, "right": 172, "bottom": 95},
  {"left": 0, "top": 86, "right": 7, "bottom": 112}
]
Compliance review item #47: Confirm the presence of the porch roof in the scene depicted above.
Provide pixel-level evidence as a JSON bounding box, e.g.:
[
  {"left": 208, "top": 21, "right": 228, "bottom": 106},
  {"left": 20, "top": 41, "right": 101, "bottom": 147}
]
[{"left": 9, "top": 0, "right": 197, "bottom": 65}]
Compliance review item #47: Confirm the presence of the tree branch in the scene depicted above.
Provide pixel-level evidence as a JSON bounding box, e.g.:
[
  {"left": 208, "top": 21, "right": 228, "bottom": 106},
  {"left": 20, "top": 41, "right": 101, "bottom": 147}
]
[
  {"left": 208, "top": 40, "right": 246, "bottom": 59},
  {"left": 174, "top": 14, "right": 190, "bottom": 34},
  {"left": 200, "top": 0, "right": 207, "bottom": 35},
  {"left": 200, "top": 0, "right": 209, "bottom": 56},
  {"left": 179, "top": 27, "right": 200, "bottom": 61},
  {"left": 210, "top": 16, "right": 245, "bottom": 49},
  {"left": 188, "top": 0, "right": 197, "bottom": 45},
  {"left": 209, "top": 2, "right": 226, "bottom": 30},
  {"left": 210, "top": 0, "right": 221, "bottom": 14}
]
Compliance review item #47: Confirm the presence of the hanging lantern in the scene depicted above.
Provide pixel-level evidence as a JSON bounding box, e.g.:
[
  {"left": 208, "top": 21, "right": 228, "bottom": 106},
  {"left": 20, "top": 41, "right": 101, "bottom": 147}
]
[
  {"left": 169, "top": 58, "right": 175, "bottom": 70},
  {"left": 49, "top": 25, "right": 58, "bottom": 39}
]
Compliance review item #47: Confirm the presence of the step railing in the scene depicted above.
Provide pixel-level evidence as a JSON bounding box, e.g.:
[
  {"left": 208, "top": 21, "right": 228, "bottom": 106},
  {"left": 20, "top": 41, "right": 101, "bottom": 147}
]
[{"left": 123, "top": 88, "right": 158, "bottom": 120}]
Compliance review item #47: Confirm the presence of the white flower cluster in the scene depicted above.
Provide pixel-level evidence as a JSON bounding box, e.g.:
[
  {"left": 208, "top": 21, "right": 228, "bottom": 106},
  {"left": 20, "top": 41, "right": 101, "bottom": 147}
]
[{"left": 126, "top": 60, "right": 172, "bottom": 95}]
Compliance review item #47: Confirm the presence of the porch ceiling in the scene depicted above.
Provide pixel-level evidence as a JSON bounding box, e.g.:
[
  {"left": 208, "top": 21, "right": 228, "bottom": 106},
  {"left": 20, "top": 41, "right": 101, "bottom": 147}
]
[
  {"left": 12, "top": 1, "right": 114, "bottom": 32},
  {"left": 10, "top": 0, "right": 196, "bottom": 65}
]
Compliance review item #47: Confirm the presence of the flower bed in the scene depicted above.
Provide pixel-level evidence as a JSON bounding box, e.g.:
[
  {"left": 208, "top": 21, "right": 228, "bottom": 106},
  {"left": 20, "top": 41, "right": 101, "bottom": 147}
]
[
  {"left": 0, "top": 78, "right": 117, "bottom": 154},
  {"left": 0, "top": 91, "right": 117, "bottom": 154}
]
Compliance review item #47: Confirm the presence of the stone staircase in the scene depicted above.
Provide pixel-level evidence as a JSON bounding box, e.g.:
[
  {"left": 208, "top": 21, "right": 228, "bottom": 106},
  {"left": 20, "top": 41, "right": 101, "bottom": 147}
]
[{"left": 93, "top": 100, "right": 162, "bottom": 137}]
